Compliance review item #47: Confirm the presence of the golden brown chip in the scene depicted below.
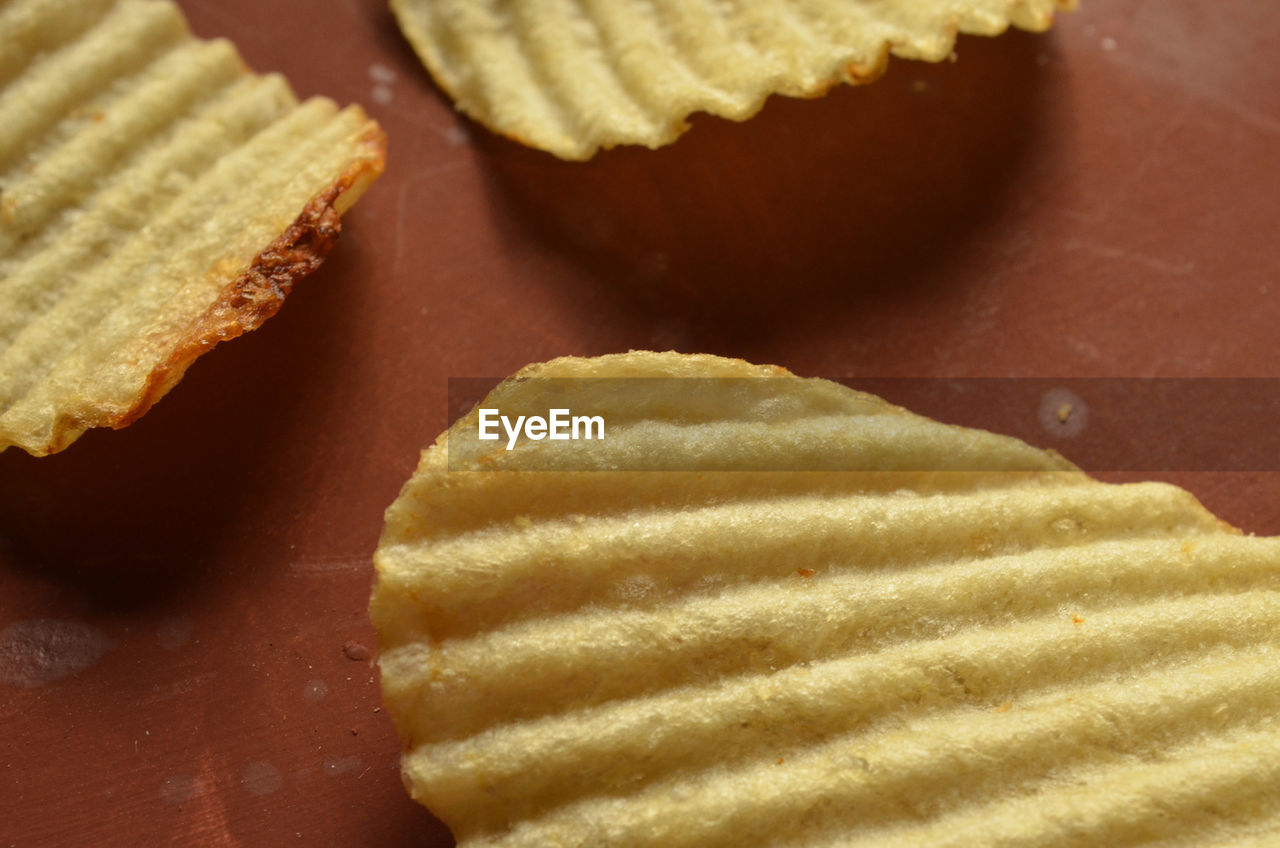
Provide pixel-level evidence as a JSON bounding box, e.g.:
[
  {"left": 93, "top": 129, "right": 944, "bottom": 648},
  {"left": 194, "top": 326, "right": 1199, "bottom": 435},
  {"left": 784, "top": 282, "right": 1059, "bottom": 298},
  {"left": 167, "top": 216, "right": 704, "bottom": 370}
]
[
  {"left": 373, "top": 351, "right": 1280, "bottom": 848},
  {"left": 0, "top": 0, "right": 386, "bottom": 455},
  {"left": 391, "top": 0, "right": 1076, "bottom": 159}
]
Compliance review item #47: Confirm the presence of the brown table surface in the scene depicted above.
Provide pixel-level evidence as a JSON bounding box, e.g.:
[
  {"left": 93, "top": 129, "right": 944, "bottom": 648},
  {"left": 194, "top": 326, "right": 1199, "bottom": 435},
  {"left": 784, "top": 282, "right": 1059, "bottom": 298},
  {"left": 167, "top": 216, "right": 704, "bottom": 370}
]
[{"left": 3, "top": 1, "right": 1278, "bottom": 845}]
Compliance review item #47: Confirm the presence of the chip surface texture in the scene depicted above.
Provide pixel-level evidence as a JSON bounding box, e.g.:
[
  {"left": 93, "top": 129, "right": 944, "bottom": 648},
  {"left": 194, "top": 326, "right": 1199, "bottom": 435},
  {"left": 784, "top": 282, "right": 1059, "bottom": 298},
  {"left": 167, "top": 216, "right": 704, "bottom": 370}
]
[
  {"left": 373, "top": 351, "right": 1280, "bottom": 847},
  {"left": 391, "top": 0, "right": 1076, "bottom": 159},
  {"left": 0, "top": 0, "right": 386, "bottom": 455}
]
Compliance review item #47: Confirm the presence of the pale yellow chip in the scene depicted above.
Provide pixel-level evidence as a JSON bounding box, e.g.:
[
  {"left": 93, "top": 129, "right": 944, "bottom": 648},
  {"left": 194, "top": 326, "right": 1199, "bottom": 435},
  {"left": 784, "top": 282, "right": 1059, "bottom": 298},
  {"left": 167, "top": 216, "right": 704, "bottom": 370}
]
[
  {"left": 391, "top": 0, "right": 1076, "bottom": 159},
  {"left": 0, "top": 0, "right": 386, "bottom": 455},
  {"left": 373, "top": 351, "right": 1280, "bottom": 847}
]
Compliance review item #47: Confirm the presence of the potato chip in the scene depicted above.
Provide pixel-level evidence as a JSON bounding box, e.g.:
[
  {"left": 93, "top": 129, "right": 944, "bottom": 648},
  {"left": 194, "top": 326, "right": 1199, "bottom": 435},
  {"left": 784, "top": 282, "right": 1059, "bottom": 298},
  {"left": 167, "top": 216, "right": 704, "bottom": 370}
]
[
  {"left": 391, "top": 0, "right": 1076, "bottom": 159},
  {"left": 373, "top": 352, "right": 1280, "bottom": 847},
  {"left": 0, "top": 0, "right": 385, "bottom": 455}
]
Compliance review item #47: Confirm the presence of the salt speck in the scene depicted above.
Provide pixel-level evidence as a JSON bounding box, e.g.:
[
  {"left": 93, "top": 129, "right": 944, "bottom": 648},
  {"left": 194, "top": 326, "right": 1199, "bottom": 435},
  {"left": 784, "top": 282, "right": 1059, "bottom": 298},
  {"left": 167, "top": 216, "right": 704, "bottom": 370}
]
[
  {"left": 367, "top": 62, "right": 397, "bottom": 105},
  {"left": 446, "top": 125, "right": 469, "bottom": 146},
  {"left": 323, "top": 756, "right": 364, "bottom": 777},
  {"left": 303, "top": 679, "right": 329, "bottom": 702},
  {"left": 368, "top": 63, "right": 397, "bottom": 85},
  {"left": 1101, "top": 37, "right": 1117, "bottom": 52}
]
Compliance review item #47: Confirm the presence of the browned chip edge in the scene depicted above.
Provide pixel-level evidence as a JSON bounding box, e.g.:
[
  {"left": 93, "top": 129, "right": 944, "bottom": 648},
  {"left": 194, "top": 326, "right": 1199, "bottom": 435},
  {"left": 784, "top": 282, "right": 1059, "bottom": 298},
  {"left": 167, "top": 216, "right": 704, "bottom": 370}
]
[
  {"left": 118, "top": 121, "right": 388, "bottom": 429},
  {"left": 31, "top": 120, "right": 388, "bottom": 455}
]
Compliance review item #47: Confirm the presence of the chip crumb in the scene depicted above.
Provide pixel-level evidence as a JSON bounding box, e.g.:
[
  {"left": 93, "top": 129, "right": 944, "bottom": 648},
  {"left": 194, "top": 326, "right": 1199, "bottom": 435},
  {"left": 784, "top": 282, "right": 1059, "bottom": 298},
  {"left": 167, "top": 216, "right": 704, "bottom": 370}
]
[{"left": 343, "top": 641, "right": 372, "bottom": 662}]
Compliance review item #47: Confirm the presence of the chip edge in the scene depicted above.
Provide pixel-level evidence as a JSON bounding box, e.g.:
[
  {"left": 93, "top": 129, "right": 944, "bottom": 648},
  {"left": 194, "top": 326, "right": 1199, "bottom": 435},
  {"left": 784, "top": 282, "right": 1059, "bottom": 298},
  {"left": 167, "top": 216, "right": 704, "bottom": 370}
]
[
  {"left": 391, "top": 0, "right": 1078, "bottom": 160},
  {"left": 2, "top": 114, "right": 388, "bottom": 457}
]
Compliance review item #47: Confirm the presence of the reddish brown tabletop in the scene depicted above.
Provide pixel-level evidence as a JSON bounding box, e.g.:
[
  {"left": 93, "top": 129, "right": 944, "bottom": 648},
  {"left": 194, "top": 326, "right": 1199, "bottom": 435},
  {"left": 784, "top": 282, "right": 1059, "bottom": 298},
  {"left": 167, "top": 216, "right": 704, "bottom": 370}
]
[{"left": 2, "top": 1, "right": 1278, "bottom": 845}]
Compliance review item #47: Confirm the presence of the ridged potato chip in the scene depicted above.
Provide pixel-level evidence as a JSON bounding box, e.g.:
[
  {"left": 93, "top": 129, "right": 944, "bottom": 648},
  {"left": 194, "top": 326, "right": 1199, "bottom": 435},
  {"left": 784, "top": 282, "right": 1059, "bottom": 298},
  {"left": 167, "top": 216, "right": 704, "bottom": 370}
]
[
  {"left": 374, "top": 351, "right": 1280, "bottom": 848},
  {"left": 0, "top": 0, "right": 385, "bottom": 455},
  {"left": 392, "top": 0, "right": 1076, "bottom": 159}
]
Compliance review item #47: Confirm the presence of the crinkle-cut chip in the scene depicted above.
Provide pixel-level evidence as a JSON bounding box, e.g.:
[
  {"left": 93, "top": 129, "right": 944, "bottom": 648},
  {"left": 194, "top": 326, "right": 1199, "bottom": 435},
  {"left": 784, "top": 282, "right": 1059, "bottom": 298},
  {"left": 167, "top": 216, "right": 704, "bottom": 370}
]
[
  {"left": 391, "top": 0, "right": 1076, "bottom": 159},
  {"left": 373, "top": 351, "right": 1280, "bottom": 848},
  {"left": 0, "top": 0, "right": 386, "bottom": 456}
]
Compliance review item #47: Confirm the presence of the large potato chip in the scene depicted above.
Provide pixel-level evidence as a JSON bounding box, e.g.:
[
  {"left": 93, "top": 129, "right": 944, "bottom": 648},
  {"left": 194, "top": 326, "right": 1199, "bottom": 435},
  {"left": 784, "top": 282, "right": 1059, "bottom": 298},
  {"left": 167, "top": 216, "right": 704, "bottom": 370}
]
[
  {"left": 373, "top": 351, "right": 1280, "bottom": 847},
  {"left": 392, "top": 0, "right": 1076, "bottom": 159},
  {"left": 0, "top": 0, "right": 385, "bottom": 455}
]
